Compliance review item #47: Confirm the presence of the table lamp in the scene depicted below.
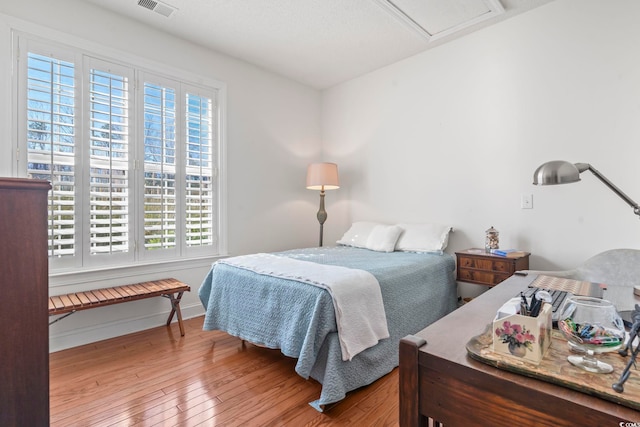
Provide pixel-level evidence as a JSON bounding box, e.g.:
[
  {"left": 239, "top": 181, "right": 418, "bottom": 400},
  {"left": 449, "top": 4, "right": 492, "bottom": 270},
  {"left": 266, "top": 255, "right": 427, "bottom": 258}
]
[
  {"left": 306, "top": 162, "right": 339, "bottom": 246},
  {"left": 533, "top": 161, "right": 640, "bottom": 218}
]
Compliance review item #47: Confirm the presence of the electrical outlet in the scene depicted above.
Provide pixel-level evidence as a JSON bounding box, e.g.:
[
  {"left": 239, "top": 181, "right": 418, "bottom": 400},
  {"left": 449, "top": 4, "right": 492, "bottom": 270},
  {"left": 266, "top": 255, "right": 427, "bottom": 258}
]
[{"left": 521, "top": 194, "right": 533, "bottom": 209}]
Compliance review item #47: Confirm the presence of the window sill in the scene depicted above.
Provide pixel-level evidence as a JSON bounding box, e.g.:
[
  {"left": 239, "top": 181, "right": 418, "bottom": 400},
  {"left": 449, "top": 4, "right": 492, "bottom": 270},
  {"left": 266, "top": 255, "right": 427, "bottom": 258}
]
[{"left": 49, "top": 254, "right": 227, "bottom": 288}]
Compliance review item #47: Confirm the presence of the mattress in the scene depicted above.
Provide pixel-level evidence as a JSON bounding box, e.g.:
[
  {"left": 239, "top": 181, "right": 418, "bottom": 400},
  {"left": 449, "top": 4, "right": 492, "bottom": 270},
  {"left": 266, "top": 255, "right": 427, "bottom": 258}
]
[{"left": 198, "top": 246, "right": 457, "bottom": 410}]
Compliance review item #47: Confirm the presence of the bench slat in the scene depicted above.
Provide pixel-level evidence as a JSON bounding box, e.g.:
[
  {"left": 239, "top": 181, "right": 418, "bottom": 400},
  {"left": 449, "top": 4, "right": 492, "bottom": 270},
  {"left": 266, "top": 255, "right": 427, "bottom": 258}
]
[
  {"left": 92, "top": 289, "right": 111, "bottom": 303},
  {"left": 83, "top": 291, "right": 100, "bottom": 304},
  {"left": 76, "top": 292, "right": 93, "bottom": 305},
  {"left": 49, "top": 296, "right": 63, "bottom": 310},
  {"left": 114, "top": 286, "right": 137, "bottom": 298},
  {"left": 140, "top": 282, "right": 162, "bottom": 294},
  {"left": 59, "top": 294, "right": 75, "bottom": 309},
  {"left": 128, "top": 283, "right": 150, "bottom": 296},
  {"left": 68, "top": 293, "right": 83, "bottom": 307},
  {"left": 104, "top": 287, "right": 125, "bottom": 301}
]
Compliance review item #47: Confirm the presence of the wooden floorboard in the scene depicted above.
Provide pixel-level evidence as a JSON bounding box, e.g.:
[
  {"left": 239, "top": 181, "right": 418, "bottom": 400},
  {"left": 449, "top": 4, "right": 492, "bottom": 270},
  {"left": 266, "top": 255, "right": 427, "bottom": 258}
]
[{"left": 50, "top": 316, "right": 400, "bottom": 426}]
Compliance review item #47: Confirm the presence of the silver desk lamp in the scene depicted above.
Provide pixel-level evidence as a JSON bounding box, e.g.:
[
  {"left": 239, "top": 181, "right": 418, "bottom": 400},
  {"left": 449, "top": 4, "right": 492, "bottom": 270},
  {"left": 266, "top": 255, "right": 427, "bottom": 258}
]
[
  {"left": 306, "top": 162, "right": 339, "bottom": 247},
  {"left": 533, "top": 161, "right": 640, "bottom": 217},
  {"left": 534, "top": 161, "right": 640, "bottom": 392}
]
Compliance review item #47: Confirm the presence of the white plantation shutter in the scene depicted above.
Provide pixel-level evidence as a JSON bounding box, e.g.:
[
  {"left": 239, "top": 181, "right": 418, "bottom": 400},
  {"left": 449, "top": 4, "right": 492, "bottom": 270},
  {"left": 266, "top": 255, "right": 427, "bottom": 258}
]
[
  {"left": 185, "top": 90, "right": 216, "bottom": 249},
  {"left": 25, "top": 51, "right": 78, "bottom": 259},
  {"left": 86, "top": 59, "right": 133, "bottom": 258},
  {"left": 16, "top": 33, "right": 223, "bottom": 271},
  {"left": 143, "top": 81, "right": 177, "bottom": 251}
]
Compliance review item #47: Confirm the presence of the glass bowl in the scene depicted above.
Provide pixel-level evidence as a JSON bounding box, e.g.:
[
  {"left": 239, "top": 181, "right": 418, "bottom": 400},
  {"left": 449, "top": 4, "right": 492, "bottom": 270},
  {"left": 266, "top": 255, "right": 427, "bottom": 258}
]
[{"left": 557, "top": 296, "right": 625, "bottom": 373}]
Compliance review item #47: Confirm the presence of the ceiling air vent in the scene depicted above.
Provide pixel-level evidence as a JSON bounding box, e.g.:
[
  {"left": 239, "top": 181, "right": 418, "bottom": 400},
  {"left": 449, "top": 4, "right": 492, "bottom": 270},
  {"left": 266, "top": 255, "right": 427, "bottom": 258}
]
[{"left": 137, "top": 0, "right": 176, "bottom": 18}]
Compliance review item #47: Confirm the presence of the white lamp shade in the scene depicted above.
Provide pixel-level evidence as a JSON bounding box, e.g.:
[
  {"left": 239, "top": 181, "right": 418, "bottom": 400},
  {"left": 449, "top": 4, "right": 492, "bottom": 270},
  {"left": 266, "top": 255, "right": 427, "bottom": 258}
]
[{"left": 306, "top": 162, "right": 339, "bottom": 190}]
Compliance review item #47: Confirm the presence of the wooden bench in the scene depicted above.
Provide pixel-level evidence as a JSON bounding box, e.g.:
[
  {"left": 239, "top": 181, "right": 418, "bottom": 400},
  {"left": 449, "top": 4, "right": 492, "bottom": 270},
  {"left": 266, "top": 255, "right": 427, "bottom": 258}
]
[{"left": 48, "top": 278, "right": 191, "bottom": 336}]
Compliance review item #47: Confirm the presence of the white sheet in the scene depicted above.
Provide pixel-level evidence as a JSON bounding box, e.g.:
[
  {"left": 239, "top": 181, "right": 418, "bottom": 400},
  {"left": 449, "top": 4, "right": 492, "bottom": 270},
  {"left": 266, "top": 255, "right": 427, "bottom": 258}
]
[{"left": 218, "top": 253, "right": 390, "bottom": 361}]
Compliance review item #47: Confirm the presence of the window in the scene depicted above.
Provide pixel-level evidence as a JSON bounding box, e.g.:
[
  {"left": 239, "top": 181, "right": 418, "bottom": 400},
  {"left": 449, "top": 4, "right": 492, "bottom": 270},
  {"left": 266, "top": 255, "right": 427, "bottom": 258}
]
[
  {"left": 184, "top": 91, "right": 216, "bottom": 248},
  {"left": 17, "top": 35, "right": 224, "bottom": 270},
  {"left": 26, "top": 51, "right": 77, "bottom": 259},
  {"left": 142, "top": 81, "right": 177, "bottom": 251},
  {"left": 87, "top": 59, "right": 132, "bottom": 258}
]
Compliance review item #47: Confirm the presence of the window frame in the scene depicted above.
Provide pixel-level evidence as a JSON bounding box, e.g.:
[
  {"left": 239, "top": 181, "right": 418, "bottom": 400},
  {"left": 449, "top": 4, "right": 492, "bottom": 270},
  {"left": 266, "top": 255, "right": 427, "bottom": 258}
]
[{"left": 14, "top": 31, "right": 227, "bottom": 275}]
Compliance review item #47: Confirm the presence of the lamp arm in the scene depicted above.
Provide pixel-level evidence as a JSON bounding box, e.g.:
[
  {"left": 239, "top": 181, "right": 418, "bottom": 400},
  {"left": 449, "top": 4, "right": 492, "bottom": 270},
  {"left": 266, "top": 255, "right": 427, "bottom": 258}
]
[{"left": 581, "top": 163, "right": 640, "bottom": 217}]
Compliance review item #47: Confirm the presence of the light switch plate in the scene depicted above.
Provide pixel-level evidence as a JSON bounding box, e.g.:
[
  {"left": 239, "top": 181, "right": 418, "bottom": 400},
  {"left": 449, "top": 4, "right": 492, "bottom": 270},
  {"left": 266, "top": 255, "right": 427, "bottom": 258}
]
[{"left": 521, "top": 194, "right": 533, "bottom": 209}]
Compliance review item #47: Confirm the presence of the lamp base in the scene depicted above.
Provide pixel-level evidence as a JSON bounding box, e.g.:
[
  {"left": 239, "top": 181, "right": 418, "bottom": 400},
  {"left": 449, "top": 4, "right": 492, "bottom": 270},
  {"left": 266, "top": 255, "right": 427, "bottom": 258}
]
[{"left": 317, "top": 190, "right": 327, "bottom": 247}]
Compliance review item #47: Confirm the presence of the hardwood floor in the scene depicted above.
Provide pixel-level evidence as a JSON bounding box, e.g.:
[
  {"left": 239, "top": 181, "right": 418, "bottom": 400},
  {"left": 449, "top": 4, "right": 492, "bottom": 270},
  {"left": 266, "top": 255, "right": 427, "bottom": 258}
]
[{"left": 50, "top": 316, "right": 400, "bottom": 426}]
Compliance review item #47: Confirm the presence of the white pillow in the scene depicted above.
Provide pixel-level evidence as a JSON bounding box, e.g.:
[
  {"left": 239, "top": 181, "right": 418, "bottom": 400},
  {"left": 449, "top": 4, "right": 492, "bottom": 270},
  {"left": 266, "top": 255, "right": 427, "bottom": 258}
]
[
  {"left": 366, "top": 224, "right": 403, "bottom": 252},
  {"left": 336, "top": 222, "right": 380, "bottom": 248},
  {"left": 395, "top": 223, "right": 453, "bottom": 253}
]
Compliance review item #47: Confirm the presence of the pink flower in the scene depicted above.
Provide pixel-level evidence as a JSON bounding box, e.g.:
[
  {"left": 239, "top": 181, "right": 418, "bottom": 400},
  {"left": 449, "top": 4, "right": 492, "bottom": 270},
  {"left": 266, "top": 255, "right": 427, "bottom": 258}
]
[{"left": 495, "top": 320, "right": 535, "bottom": 351}]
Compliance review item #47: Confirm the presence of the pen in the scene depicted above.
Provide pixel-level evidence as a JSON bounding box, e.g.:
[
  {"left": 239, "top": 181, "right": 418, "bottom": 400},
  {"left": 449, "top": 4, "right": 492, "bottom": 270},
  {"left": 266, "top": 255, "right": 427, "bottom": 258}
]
[
  {"left": 530, "top": 299, "right": 542, "bottom": 317},
  {"left": 520, "top": 292, "right": 529, "bottom": 315},
  {"left": 530, "top": 292, "right": 537, "bottom": 314}
]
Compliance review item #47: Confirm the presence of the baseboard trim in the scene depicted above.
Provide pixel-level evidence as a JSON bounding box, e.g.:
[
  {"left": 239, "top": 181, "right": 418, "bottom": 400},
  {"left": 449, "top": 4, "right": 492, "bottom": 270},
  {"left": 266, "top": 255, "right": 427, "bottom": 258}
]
[{"left": 49, "top": 303, "right": 205, "bottom": 353}]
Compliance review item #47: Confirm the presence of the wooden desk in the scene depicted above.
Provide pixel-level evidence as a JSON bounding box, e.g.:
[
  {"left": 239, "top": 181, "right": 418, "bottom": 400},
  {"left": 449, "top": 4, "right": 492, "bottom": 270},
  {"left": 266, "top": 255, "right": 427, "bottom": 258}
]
[{"left": 399, "top": 274, "right": 640, "bottom": 427}]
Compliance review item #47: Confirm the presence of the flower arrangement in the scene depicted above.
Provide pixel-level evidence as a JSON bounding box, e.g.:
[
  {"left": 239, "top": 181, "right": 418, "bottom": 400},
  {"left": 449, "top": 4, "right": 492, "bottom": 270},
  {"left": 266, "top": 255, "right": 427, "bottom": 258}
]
[{"left": 495, "top": 320, "right": 536, "bottom": 353}]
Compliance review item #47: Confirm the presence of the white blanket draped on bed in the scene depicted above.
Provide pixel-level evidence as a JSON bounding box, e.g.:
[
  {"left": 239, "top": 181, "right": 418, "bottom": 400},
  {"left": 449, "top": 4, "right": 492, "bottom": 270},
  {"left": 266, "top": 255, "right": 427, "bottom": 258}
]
[{"left": 218, "top": 253, "right": 390, "bottom": 361}]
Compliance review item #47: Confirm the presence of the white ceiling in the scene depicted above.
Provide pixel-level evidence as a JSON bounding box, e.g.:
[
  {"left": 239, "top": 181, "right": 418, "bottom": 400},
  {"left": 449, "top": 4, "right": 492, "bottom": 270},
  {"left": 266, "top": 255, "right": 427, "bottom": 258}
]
[{"left": 83, "top": 0, "right": 554, "bottom": 89}]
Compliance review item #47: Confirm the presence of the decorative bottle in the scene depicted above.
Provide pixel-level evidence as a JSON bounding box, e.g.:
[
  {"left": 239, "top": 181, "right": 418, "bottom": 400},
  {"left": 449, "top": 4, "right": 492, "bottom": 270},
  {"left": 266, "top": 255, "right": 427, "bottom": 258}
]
[{"left": 485, "top": 226, "right": 499, "bottom": 252}]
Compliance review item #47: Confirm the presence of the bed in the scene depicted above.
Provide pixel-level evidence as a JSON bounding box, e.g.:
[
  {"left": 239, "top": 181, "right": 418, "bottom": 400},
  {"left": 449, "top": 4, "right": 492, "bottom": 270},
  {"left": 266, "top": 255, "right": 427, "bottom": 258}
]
[{"left": 198, "top": 222, "right": 457, "bottom": 410}]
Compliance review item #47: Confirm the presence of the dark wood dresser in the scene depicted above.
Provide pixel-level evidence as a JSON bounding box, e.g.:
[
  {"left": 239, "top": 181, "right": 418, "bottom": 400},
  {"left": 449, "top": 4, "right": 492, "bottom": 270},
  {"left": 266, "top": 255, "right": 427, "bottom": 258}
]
[{"left": 0, "top": 178, "right": 51, "bottom": 426}]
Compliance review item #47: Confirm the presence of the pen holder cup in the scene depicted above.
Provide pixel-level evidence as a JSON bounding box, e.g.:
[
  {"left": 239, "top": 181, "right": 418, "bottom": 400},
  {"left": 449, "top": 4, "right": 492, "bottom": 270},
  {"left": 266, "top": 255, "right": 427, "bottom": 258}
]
[{"left": 492, "top": 303, "right": 552, "bottom": 364}]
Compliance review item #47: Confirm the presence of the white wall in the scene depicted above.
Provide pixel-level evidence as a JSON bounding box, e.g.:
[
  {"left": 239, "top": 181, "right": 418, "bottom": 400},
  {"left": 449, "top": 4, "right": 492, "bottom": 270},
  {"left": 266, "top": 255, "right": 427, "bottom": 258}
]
[
  {"left": 5, "top": 0, "right": 640, "bottom": 349},
  {"left": 322, "top": 0, "right": 640, "bottom": 297},
  {"left": 0, "top": 0, "right": 323, "bottom": 351}
]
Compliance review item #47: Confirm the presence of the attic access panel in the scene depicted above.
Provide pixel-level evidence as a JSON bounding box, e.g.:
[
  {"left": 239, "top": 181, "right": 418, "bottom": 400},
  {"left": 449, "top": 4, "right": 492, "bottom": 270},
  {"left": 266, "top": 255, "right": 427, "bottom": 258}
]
[{"left": 376, "top": 0, "right": 505, "bottom": 41}]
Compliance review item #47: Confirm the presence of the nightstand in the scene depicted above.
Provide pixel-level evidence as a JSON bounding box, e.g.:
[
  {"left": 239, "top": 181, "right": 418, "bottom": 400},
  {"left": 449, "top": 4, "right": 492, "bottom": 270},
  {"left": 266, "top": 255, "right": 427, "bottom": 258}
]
[{"left": 455, "top": 248, "right": 530, "bottom": 287}]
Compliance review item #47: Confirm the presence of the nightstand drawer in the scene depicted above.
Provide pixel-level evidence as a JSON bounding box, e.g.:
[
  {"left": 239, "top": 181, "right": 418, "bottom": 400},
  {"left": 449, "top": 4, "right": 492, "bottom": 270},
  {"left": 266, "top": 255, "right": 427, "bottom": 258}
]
[
  {"left": 492, "top": 259, "right": 511, "bottom": 272},
  {"left": 458, "top": 257, "right": 510, "bottom": 272},
  {"left": 458, "top": 268, "right": 510, "bottom": 286}
]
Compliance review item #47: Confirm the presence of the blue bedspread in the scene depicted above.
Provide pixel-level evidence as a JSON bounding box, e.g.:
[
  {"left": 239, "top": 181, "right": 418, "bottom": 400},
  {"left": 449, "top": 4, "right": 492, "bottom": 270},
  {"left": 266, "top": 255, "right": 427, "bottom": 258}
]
[{"left": 198, "top": 246, "right": 457, "bottom": 410}]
